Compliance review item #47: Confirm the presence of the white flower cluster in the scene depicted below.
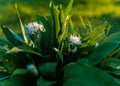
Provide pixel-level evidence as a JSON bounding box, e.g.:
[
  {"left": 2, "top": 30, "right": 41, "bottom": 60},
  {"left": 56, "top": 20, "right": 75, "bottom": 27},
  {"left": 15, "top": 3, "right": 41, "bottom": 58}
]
[
  {"left": 69, "top": 35, "right": 82, "bottom": 53},
  {"left": 70, "top": 35, "right": 82, "bottom": 45},
  {"left": 25, "top": 22, "right": 46, "bottom": 35}
]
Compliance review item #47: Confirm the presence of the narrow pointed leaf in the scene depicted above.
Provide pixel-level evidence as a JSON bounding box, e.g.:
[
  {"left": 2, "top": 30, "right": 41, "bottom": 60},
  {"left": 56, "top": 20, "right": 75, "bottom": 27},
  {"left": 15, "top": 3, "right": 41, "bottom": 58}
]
[
  {"left": 15, "top": 4, "right": 28, "bottom": 44},
  {"left": 1, "top": 25, "right": 24, "bottom": 46},
  {"left": 79, "top": 16, "right": 87, "bottom": 29},
  {"left": 58, "top": 15, "right": 71, "bottom": 43},
  {"left": 65, "top": 0, "right": 74, "bottom": 17},
  {"left": 52, "top": 5, "right": 60, "bottom": 38}
]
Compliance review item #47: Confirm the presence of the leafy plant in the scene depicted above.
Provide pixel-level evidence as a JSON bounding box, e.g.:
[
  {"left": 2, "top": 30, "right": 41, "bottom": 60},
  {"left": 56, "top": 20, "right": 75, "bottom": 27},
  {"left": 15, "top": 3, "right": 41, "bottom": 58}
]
[{"left": 0, "top": 0, "right": 120, "bottom": 86}]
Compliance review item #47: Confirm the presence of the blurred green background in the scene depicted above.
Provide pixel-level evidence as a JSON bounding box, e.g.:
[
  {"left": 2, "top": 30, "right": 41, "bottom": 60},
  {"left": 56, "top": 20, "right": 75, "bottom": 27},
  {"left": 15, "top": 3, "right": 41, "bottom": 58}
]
[{"left": 0, "top": 0, "right": 120, "bottom": 36}]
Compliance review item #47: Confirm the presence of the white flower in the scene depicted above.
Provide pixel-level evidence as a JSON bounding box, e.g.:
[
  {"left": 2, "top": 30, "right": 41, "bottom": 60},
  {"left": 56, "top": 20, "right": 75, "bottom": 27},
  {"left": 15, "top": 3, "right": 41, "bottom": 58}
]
[
  {"left": 95, "top": 42, "right": 99, "bottom": 47},
  {"left": 26, "top": 64, "right": 38, "bottom": 76},
  {"left": 25, "top": 22, "right": 46, "bottom": 35},
  {"left": 70, "top": 35, "right": 82, "bottom": 45}
]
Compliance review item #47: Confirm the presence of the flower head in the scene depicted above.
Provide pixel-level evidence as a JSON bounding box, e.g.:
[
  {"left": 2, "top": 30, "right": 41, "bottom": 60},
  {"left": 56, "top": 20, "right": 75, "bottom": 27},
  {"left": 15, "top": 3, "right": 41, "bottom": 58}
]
[
  {"left": 25, "top": 22, "right": 46, "bottom": 35},
  {"left": 70, "top": 35, "right": 82, "bottom": 45}
]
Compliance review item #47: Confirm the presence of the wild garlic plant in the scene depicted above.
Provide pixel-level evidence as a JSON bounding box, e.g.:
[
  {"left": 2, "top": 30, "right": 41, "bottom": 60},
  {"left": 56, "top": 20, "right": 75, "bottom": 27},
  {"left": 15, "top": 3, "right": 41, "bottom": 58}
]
[
  {"left": 0, "top": 0, "right": 120, "bottom": 86},
  {"left": 25, "top": 22, "right": 46, "bottom": 36}
]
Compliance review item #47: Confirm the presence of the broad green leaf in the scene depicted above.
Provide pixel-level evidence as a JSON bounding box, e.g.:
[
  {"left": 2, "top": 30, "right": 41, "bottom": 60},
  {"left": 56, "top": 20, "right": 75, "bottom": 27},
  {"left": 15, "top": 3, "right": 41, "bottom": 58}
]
[
  {"left": 6, "top": 45, "right": 53, "bottom": 63},
  {"left": 39, "top": 62, "right": 57, "bottom": 81},
  {"left": 15, "top": 4, "right": 28, "bottom": 44},
  {"left": 100, "top": 58, "right": 120, "bottom": 76},
  {"left": 49, "top": 2, "right": 57, "bottom": 47},
  {"left": 36, "top": 16, "right": 51, "bottom": 51},
  {"left": 63, "top": 63, "right": 119, "bottom": 86},
  {"left": 77, "top": 58, "right": 89, "bottom": 66},
  {"left": 1, "top": 25, "right": 24, "bottom": 46},
  {"left": 0, "top": 37, "right": 13, "bottom": 48},
  {"left": 0, "top": 69, "right": 36, "bottom": 86},
  {"left": 0, "top": 38, "right": 13, "bottom": 57},
  {"left": 0, "top": 77, "right": 35, "bottom": 86},
  {"left": 2, "top": 53, "right": 28, "bottom": 73},
  {"left": 0, "top": 72, "right": 10, "bottom": 81},
  {"left": 7, "top": 45, "right": 46, "bottom": 58},
  {"left": 65, "top": 0, "right": 74, "bottom": 17},
  {"left": 102, "top": 32, "right": 120, "bottom": 43},
  {"left": 11, "top": 69, "right": 28, "bottom": 77},
  {"left": 0, "top": 48, "right": 7, "bottom": 56},
  {"left": 108, "top": 69, "right": 120, "bottom": 76},
  {"left": 109, "top": 48, "right": 120, "bottom": 58},
  {"left": 36, "top": 16, "right": 51, "bottom": 36},
  {"left": 87, "top": 41, "right": 120, "bottom": 65},
  {"left": 0, "top": 38, "right": 12, "bottom": 55},
  {"left": 100, "top": 58, "right": 120, "bottom": 70},
  {"left": 114, "top": 78, "right": 120, "bottom": 85},
  {"left": 37, "top": 76, "right": 56, "bottom": 86}
]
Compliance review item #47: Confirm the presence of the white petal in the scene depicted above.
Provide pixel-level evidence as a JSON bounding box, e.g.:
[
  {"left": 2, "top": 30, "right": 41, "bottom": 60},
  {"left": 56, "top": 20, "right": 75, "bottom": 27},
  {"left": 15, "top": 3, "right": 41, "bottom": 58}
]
[
  {"left": 26, "top": 22, "right": 46, "bottom": 35},
  {"left": 70, "top": 35, "right": 82, "bottom": 45}
]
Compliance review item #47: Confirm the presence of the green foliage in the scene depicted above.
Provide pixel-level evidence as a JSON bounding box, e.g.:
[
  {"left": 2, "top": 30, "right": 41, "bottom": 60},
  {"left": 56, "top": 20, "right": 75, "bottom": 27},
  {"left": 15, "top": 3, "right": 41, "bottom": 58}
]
[
  {"left": 81, "top": 21, "right": 111, "bottom": 47},
  {"left": 0, "top": 69, "right": 36, "bottom": 86},
  {"left": 37, "top": 76, "right": 56, "bottom": 86},
  {"left": 1, "top": 0, "right": 120, "bottom": 86},
  {"left": 15, "top": 4, "right": 29, "bottom": 44},
  {"left": 36, "top": 16, "right": 51, "bottom": 51},
  {"left": 63, "top": 63, "right": 119, "bottom": 86},
  {"left": 87, "top": 41, "right": 120, "bottom": 65},
  {"left": 39, "top": 62, "right": 57, "bottom": 81},
  {"left": 100, "top": 58, "right": 120, "bottom": 76},
  {"left": 1, "top": 25, "right": 24, "bottom": 46},
  {"left": 2, "top": 53, "right": 28, "bottom": 73}
]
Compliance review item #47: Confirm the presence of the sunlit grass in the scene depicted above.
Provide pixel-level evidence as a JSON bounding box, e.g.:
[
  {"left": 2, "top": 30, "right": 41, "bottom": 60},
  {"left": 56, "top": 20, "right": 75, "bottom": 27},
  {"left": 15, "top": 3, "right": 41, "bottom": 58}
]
[
  {"left": 0, "top": 1, "right": 120, "bottom": 21},
  {"left": 73, "top": 3, "right": 120, "bottom": 18},
  {"left": 1, "top": 0, "right": 120, "bottom": 34}
]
